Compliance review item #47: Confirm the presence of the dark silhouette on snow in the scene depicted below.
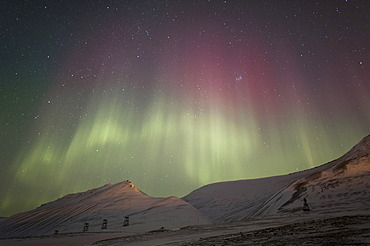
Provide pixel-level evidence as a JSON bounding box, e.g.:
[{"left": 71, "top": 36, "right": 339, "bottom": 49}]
[
  {"left": 101, "top": 219, "right": 107, "bottom": 229},
  {"left": 123, "top": 216, "right": 129, "bottom": 226},
  {"left": 303, "top": 198, "right": 310, "bottom": 212},
  {"left": 83, "top": 222, "right": 89, "bottom": 232}
]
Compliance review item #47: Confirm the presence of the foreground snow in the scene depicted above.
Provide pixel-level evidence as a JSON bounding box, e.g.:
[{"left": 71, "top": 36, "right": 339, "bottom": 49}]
[
  {"left": 89, "top": 212, "right": 370, "bottom": 246},
  {"left": 2, "top": 211, "right": 370, "bottom": 246}
]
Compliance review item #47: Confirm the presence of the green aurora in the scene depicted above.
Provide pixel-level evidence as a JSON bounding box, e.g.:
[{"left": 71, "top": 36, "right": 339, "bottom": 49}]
[{"left": 1, "top": 1, "right": 369, "bottom": 217}]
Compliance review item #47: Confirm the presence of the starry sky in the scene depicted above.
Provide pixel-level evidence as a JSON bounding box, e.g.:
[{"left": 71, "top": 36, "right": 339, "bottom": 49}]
[{"left": 1, "top": 0, "right": 369, "bottom": 217}]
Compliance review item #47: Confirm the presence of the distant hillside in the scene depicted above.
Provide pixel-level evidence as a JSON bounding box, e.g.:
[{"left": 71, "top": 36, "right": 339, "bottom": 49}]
[
  {"left": 0, "top": 181, "right": 211, "bottom": 238},
  {"left": 184, "top": 135, "right": 370, "bottom": 222},
  {"left": 253, "top": 135, "right": 370, "bottom": 216}
]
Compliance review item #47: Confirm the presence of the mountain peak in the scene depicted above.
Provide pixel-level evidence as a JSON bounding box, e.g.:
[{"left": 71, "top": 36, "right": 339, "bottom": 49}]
[{"left": 87, "top": 179, "right": 145, "bottom": 200}]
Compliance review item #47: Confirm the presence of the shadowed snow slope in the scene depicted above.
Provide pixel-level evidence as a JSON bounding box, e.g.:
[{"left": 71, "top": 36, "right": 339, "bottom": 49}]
[
  {"left": 0, "top": 181, "right": 211, "bottom": 238},
  {"left": 184, "top": 135, "right": 370, "bottom": 222}
]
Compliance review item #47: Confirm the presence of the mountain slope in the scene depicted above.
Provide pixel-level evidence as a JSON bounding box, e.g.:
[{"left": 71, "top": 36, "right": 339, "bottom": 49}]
[
  {"left": 184, "top": 135, "right": 370, "bottom": 222},
  {"left": 183, "top": 170, "right": 316, "bottom": 222},
  {"left": 0, "top": 180, "right": 211, "bottom": 238},
  {"left": 254, "top": 135, "right": 370, "bottom": 216}
]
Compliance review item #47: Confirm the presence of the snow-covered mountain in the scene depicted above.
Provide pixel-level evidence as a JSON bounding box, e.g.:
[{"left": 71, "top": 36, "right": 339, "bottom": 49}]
[
  {"left": 1, "top": 135, "right": 369, "bottom": 239},
  {"left": 184, "top": 135, "right": 370, "bottom": 222},
  {"left": 0, "top": 180, "right": 211, "bottom": 238},
  {"left": 254, "top": 135, "right": 370, "bottom": 216}
]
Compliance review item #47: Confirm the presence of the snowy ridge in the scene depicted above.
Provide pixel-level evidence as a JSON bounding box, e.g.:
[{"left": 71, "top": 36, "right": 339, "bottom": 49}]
[
  {"left": 253, "top": 135, "right": 370, "bottom": 216},
  {"left": 254, "top": 154, "right": 370, "bottom": 216},
  {"left": 183, "top": 171, "right": 314, "bottom": 222},
  {"left": 335, "top": 134, "right": 370, "bottom": 162},
  {"left": 0, "top": 180, "right": 211, "bottom": 238},
  {"left": 184, "top": 135, "right": 370, "bottom": 222}
]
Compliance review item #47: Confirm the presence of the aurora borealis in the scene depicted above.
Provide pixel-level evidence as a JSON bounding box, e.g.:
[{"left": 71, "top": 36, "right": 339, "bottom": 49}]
[{"left": 1, "top": 0, "right": 369, "bottom": 217}]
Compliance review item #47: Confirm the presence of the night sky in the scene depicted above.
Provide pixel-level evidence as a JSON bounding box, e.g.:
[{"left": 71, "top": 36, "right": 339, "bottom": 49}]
[{"left": 1, "top": 0, "right": 369, "bottom": 217}]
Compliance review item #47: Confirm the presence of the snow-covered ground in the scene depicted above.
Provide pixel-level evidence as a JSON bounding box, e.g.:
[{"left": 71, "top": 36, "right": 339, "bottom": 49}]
[
  {"left": 1, "top": 135, "right": 369, "bottom": 245},
  {"left": 2, "top": 211, "right": 370, "bottom": 245},
  {"left": 88, "top": 212, "right": 370, "bottom": 246}
]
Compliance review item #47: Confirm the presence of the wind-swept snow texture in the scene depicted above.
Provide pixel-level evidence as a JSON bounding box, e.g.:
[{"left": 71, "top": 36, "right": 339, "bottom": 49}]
[
  {"left": 184, "top": 135, "right": 370, "bottom": 222},
  {"left": 0, "top": 181, "right": 211, "bottom": 238}
]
